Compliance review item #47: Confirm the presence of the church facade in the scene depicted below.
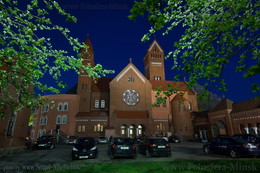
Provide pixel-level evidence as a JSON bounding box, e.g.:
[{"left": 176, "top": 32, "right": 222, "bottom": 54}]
[{"left": 31, "top": 37, "right": 198, "bottom": 141}]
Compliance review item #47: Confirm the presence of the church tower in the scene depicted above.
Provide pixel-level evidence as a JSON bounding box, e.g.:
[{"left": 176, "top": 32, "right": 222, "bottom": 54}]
[
  {"left": 143, "top": 39, "right": 165, "bottom": 81},
  {"left": 77, "top": 36, "right": 95, "bottom": 112}
]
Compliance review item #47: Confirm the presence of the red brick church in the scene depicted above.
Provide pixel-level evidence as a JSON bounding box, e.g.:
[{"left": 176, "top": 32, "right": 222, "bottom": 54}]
[{"left": 31, "top": 36, "right": 198, "bottom": 141}]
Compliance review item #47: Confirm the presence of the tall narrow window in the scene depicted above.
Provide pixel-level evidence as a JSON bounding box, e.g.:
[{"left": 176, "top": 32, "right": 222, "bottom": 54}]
[
  {"left": 95, "top": 100, "right": 99, "bottom": 108},
  {"left": 56, "top": 115, "right": 61, "bottom": 124},
  {"left": 64, "top": 103, "right": 68, "bottom": 111},
  {"left": 78, "top": 125, "right": 82, "bottom": 133},
  {"left": 43, "top": 116, "right": 48, "bottom": 125},
  {"left": 101, "top": 100, "right": 105, "bottom": 109},
  {"left": 39, "top": 116, "right": 43, "bottom": 125},
  {"left": 58, "top": 103, "right": 63, "bottom": 111},
  {"left": 82, "top": 125, "right": 86, "bottom": 133},
  {"left": 162, "top": 100, "right": 167, "bottom": 107},
  {"left": 45, "top": 104, "right": 49, "bottom": 112},
  {"left": 6, "top": 113, "right": 16, "bottom": 136},
  {"left": 62, "top": 115, "right": 67, "bottom": 124}
]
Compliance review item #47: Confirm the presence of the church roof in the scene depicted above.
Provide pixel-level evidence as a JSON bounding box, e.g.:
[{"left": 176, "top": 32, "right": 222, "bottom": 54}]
[
  {"left": 231, "top": 98, "right": 260, "bottom": 114},
  {"left": 92, "top": 78, "right": 113, "bottom": 92},
  {"left": 149, "top": 80, "right": 195, "bottom": 95},
  {"left": 210, "top": 99, "right": 234, "bottom": 112},
  {"left": 76, "top": 111, "right": 109, "bottom": 118},
  {"left": 171, "top": 93, "right": 189, "bottom": 102},
  {"left": 65, "top": 77, "right": 113, "bottom": 94}
]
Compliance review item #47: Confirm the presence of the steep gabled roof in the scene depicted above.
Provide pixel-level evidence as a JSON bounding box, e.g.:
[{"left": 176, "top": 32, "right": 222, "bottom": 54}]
[
  {"left": 210, "top": 99, "right": 233, "bottom": 112},
  {"left": 92, "top": 78, "right": 113, "bottom": 92},
  {"left": 66, "top": 84, "right": 78, "bottom": 94},
  {"left": 149, "top": 80, "right": 195, "bottom": 95},
  {"left": 148, "top": 39, "right": 164, "bottom": 52},
  {"left": 65, "top": 77, "right": 113, "bottom": 94},
  {"left": 231, "top": 98, "right": 260, "bottom": 114},
  {"left": 171, "top": 93, "right": 189, "bottom": 102}
]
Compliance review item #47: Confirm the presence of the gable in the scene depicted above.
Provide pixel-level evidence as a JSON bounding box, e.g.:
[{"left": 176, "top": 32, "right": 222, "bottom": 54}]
[
  {"left": 116, "top": 64, "right": 146, "bottom": 83},
  {"left": 148, "top": 40, "right": 163, "bottom": 52}
]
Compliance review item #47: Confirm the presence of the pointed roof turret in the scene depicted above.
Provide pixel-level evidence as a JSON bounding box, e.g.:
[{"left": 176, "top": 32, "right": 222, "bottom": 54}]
[{"left": 80, "top": 34, "right": 95, "bottom": 67}]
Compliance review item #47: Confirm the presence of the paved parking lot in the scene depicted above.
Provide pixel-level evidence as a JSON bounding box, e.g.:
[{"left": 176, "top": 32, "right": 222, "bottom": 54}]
[{"left": 0, "top": 142, "right": 231, "bottom": 173}]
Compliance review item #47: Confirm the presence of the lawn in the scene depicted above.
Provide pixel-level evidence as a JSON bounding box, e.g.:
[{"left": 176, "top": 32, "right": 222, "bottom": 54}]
[{"left": 31, "top": 159, "right": 260, "bottom": 173}]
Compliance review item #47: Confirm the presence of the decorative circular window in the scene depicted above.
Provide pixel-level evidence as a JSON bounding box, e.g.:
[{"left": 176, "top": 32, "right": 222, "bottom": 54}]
[{"left": 123, "top": 89, "right": 139, "bottom": 105}]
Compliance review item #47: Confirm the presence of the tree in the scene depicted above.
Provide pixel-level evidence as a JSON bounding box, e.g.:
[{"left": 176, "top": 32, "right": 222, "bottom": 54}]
[
  {"left": 129, "top": 0, "right": 260, "bottom": 96},
  {"left": 0, "top": 0, "right": 113, "bottom": 118}
]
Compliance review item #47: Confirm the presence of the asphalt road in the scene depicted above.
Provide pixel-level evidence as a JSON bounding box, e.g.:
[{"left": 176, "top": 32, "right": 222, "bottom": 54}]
[{"left": 0, "top": 142, "right": 231, "bottom": 173}]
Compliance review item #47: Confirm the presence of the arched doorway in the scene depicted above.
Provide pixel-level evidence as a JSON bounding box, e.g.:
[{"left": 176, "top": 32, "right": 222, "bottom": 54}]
[
  {"left": 120, "top": 124, "right": 127, "bottom": 137},
  {"left": 212, "top": 121, "right": 227, "bottom": 137},
  {"left": 248, "top": 124, "right": 256, "bottom": 135},
  {"left": 129, "top": 125, "right": 136, "bottom": 138},
  {"left": 137, "top": 125, "right": 145, "bottom": 137},
  {"left": 257, "top": 123, "right": 260, "bottom": 134},
  {"left": 240, "top": 124, "right": 247, "bottom": 134}
]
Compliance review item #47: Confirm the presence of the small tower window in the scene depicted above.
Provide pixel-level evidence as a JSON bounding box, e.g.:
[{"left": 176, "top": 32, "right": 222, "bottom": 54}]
[
  {"left": 95, "top": 100, "right": 99, "bottom": 108},
  {"left": 101, "top": 100, "right": 105, "bottom": 109},
  {"left": 128, "top": 75, "right": 135, "bottom": 82}
]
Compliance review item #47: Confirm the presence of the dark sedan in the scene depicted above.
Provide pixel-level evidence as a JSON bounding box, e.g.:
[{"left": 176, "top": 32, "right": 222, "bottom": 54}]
[
  {"left": 108, "top": 137, "right": 137, "bottom": 159},
  {"left": 203, "top": 136, "right": 260, "bottom": 158},
  {"left": 32, "top": 135, "right": 56, "bottom": 150},
  {"left": 72, "top": 137, "right": 98, "bottom": 160},
  {"left": 138, "top": 138, "right": 171, "bottom": 157}
]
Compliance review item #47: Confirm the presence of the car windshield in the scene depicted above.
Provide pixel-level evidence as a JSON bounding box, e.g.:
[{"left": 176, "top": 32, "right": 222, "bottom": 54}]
[
  {"left": 38, "top": 136, "right": 52, "bottom": 141},
  {"left": 77, "top": 138, "right": 95, "bottom": 144},
  {"left": 150, "top": 139, "right": 168, "bottom": 145},
  {"left": 233, "top": 137, "right": 247, "bottom": 144},
  {"left": 114, "top": 138, "right": 133, "bottom": 145}
]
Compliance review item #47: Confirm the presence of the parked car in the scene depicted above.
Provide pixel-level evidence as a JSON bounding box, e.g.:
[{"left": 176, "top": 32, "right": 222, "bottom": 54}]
[
  {"left": 72, "top": 137, "right": 98, "bottom": 160},
  {"left": 203, "top": 136, "right": 260, "bottom": 158},
  {"left": 32, "top": 135, "right": 56, "bottom": 150},
  {"left": 168, "top": 135, "right": 181, "bottom": 143},
  {"left": 66, "top": 136, "right": 77, "bottom": 144},
  {"left": 108, "top": 137, "right": 137, "bottom": 159},
  {"left": 97, "top": 137, "right": 108, "bottom": 144},
  {"left": 138, "top": 138, "right": 171, "bottom": 157},
  {"left": 233, "top": 134, "right": 260, "bottom": 144}
]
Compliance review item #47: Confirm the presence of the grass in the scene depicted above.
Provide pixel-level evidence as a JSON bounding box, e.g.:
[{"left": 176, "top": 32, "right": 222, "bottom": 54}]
[{"left": 30, "top": 159, "right": 260, "bottom": 173}]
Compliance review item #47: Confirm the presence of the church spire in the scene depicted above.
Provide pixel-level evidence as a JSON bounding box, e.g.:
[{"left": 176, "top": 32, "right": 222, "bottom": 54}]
[
  {"left": 80, "top": 35, "right": 95, "bottom": 67},
  {"left": 143, "top": 39, "right": 165, "bottom": 81}
]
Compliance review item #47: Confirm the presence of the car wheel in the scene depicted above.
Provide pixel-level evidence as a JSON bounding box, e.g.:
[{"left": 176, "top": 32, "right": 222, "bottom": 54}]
[
  {"left": 132, "top": 154, "right": 137, "bottom": 159},
  {"left": 167, "top": 152, "right": 172, "bottom": 157},
  {"left": 203, "top": 146, "right": 211, "bottom": 154},
  {"left": 230, "top": 150, "right": 239, "bottom": 158},
  {"left": 146, "top": 149, "right": 151, "bottom": 158}
]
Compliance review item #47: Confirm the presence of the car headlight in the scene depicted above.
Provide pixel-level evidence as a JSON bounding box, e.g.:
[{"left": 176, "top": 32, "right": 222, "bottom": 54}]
[
  {"left": 90, "top": 146, "right": 97, "bottom": 151},
  {"left": 72, "top": 147, "right": 78, "bottom": 151}
]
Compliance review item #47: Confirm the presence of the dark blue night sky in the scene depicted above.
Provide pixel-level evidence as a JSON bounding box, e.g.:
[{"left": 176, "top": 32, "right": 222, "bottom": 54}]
[{"left": 38, "top": 0, "right": 259, "bottom": 103}]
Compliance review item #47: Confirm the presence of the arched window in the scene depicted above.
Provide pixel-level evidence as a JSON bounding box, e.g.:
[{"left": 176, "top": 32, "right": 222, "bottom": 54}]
[
  {"left": 58, "top": 103, "right": 63, "bottom": 111},
  {"left": 39, "top": 116, "right": 43, "bottom": 125},
  {"left": 62, "top": 115, "right": 67, "bottom": 124},
  {"left": 95, "top": 100, "right": 99, "bottom": 108},
  {"left": 121, "top": 125, "right": 127, "bottom": 137},
  {"left": 42, "top": 129, "right": 46, "bottom": 135},
  {"left": 64, "top": 103, "right": 68, "bottom": 111},
  {"left": 94, "top": 123, "right": 103, "bottom": 132},
  {"left": 56, "top": 115, "right": 61, "bottom": 124},
  {"left": 43, "top": 116, "right": 48, "bottom": 125},
  {"left": 101, "top": 100, "right": 105, "bottom": 109},
  {"left": 82, "top": 125, "right": 86, "bottom": 133},
  {"left": 45, "top": 104, "right": 49, "bottom": 112},
  {"left": 78, "top": 125, "right": 82, "bottom": 133}
]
